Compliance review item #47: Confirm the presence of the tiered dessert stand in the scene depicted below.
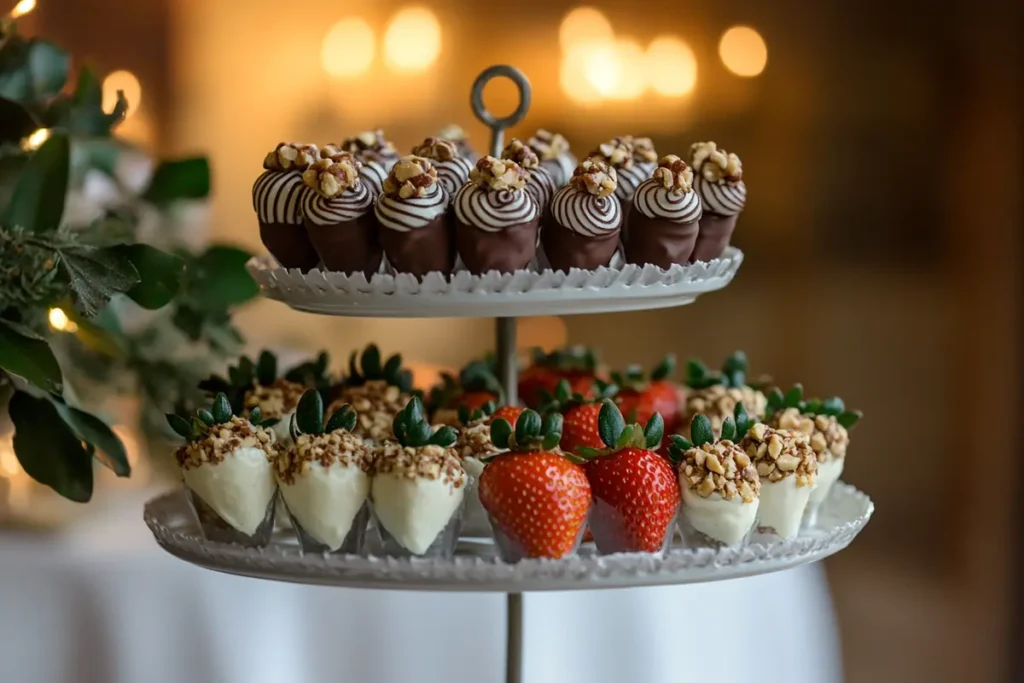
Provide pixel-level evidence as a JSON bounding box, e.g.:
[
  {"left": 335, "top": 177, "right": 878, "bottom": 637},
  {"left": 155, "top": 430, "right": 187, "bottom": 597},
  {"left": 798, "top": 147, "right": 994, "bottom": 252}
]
[{"left": 143, "top": 66, "right": 873, "bottom": 683}]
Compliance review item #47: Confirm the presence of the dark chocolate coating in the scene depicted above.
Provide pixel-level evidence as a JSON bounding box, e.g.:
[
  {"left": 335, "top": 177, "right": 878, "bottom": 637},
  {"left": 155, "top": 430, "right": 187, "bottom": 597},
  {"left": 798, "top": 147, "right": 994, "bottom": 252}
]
[
  {"left": 541, "top": 223, "right": 621, "bottom": 272},
  {"left": 691, "top": 213, "right": 738, "bottom": 262},
  {"left": 624, "top": 207, "right": 699, "bottom": 269},
  {"left": 456, "top": 218, "right": 539, "bottom": 275},
  {"left": 260, "top": 221, "right": 320, "bottom": 271},
  {"left": 378, "top": 213, "right": 456, "bottom": 278},
  {"left": 305, "top": 212, "right": 383, "bottom": 278}
]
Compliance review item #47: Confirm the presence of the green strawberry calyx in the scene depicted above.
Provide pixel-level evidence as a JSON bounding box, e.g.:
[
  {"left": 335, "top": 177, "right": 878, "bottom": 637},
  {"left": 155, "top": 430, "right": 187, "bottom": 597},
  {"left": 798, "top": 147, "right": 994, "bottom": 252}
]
[
  {"left": 538, "top": 377, "right": 617, "bottom": 413},
  {"left": 530, "top": 345, "right": 598, "bottom": 374},
  {"left": 573, "top": 400, "right": 664, "bottom": 461},
  {"left": 427, "top": 360, "right": 504, "bottom": 416},
  {"left": 288, "top": 388, "right": 358, "bottom": 439},
  {"left": 610, "top": 354, "right": 675, "bottom": 391},
  {"left": 489, "top": 408, "right": 563, "bottom": 455},
  {"left": 685, "top": 350, "right": 757, "bottom": 390},
  {"left": 166, "top": 392, "right": 276, "bottom": 442},
  {"left": 345, "top": 344, "right": 414, "bottom": 392},
  {"left": 392, "top": 396, "right": 457, "bottom": 449},
  {"left": 667, "top": 402, "right": 755, "bottom": 464},
  {"left": 457, "top": 400, "right": 497, "bottom": 427},
  {"left": 768, "top": 384, "right": 863, "bottom": 430}
]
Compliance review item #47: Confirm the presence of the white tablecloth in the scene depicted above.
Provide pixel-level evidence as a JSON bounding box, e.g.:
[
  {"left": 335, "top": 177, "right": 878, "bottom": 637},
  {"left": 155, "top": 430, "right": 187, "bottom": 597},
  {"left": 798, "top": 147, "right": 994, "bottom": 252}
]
[{"left": 0, "top": 491, "right": 842, "bottom": 683}]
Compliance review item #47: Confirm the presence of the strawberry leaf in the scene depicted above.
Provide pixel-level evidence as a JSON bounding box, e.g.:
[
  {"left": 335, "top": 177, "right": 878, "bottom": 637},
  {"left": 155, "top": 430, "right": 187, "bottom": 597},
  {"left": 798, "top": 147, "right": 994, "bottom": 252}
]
[
  {"left": 651, "top": 354, "right": 676, "bottom": 381},
  {"left": 457, "top": 404, "right": 470, "bottom": 426},
  {"left": 734, "top": 403, "right": 753, "bottom": 437},
  {"left": 576, "top": 446, "right": 602, "bottom": 459},
  {"left": 541, "top": 411, "right": 563, "bottom": 440},
  {"left": 766, "top": 388, "right": 785, "bottom": 413},
  {"left": 720, "top": 417, "right": 736, "bottom": 442},
  {"left": 490, "top": 418, "right": 512, "bottom": 450},
  {"left": 198, "top": 409, "right": 215, "bottom": 426},
  {"left": 837, "top": 410, "right": 863, "bottom": 430},
  {"left": 166, "top": 413, "right": 192, "bottom": 440},
  {"left": 211, "top": 393, "right": 233, "bottom": 424},
  {"left": 295, "top": 389, "right": 324, "bottom": 435},
  {"left": 515, "top": 409, "right": 541, "bottom": 444},
  {"left": 256, "top": 350, "right": 277, "bottom": 386},
  {"left": 429, "top": 426, "right": 458, "bottom": 447},
  {"left": 361, "top": 344, "right": 382, "bottom": 378},
  {"left": 821, "top": 396, "right": 845, "bottom": 416},
  {"left": 644, "top": 412, "right": 664, "bottom": 449},
  {"left": 784, "top": 384, "right": 803, "bottom": 409},
  {"left": 690, "top": 414, "right": 714, "bottom": 448},
  {"left": 597, "top": 400, "right": 624, "bottom": 448},
  {"left": 325, "top": 404, "right": 357, "bottom": 433}
]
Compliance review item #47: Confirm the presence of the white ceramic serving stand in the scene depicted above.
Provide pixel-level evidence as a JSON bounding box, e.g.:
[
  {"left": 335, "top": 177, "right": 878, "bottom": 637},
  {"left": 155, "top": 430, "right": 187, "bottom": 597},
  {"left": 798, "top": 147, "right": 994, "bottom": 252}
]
[{"left": 145, "top": 66, "right": 874, "bottom": 683}]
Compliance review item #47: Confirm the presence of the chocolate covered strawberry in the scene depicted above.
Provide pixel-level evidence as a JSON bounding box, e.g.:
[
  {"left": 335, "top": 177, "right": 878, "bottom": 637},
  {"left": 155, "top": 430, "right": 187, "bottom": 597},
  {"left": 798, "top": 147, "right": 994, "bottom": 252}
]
[
  {"left": 577, "top": 402, "right": 679, "bottom": 554},
  {"left": 518, "top": 346, "right": 600, "bottom": 409},
  {"left": 478, "top": 409, "right": 591, "bottom": 561},
  {"left": 613, "top": 355, "right": 683, "bottom": 435}
]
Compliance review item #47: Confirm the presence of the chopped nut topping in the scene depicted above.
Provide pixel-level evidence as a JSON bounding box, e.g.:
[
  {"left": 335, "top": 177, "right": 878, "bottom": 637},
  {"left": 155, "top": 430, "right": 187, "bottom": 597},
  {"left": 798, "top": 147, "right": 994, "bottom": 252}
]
[
  {"left": 338, "top": 130, "right": 398, "bottom": 163},
  {"left": 330, "top": 380, "right": 409, "bottom": 443},
  {"left": 454, "top": 419, "right": 501, "bottom": 460},
  {"left": 569, "top": 158, "right": 618, "bottom": 198},
  {"left": 301, "top": 153, "right": 362, "bottom": 198},
  {"left": 263, "top": 142, "right": 318, "bottom": 171},
  {"left": 501, "top": 138, "right": 540, "bottom": 171},
  {"left": 438, "top": 124, "right": 469, "bottom": 142},
  {"left": 382, "top": 155, "right": 439, "bottom": 199},
  {"left": 679, "top": 385, "right": 768, "bottom": 437},
  {"left": 469, "top": 156, "right": 528, "bottom": 191},
  {"left": 527, "top": 129, "right": 570, "bottom": 161},
  {"left": 678, "top": 439, "right": 760, "bottom": 502},
  {"left": 740, "top": 424, "right": 817, "bottom": 486},
  {"left": 590, "top": 138, "right": 635, "bottom": 169},
  {"left": 771, "top": 407, "right": 849, "bottom": 462},
  {"left": 411, "top": 137, "right": 461, "bottom": 162},
  {"left": 689, "top": 141, "right": 743, "bottom": 184},
  {"left": 374, "top": 441, "right": 467, "bottom": 487},
  {"left": 244, "top": 378, "right": 306, "bottom": 420},
  {"left": 275, "top": 430, "right": 373, "bottom": 484},
  {"left": 651, "top": 154, "right": 694, "bottom": 193},
  {"left": 174, "top": 416, "right": 277, "bottom": 470},
  {"left": 632, "top": 137, "right": 658, "bottom": 164}
]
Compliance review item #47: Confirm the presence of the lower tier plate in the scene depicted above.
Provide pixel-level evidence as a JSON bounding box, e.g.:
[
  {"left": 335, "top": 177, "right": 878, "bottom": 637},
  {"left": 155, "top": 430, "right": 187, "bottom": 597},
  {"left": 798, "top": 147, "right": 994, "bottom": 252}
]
[
  {"left": 246, "top": 248, "right": 743, "bottom": 318},
  {"left": 144, "top": 482, "right": 872, "bottom": 592}
]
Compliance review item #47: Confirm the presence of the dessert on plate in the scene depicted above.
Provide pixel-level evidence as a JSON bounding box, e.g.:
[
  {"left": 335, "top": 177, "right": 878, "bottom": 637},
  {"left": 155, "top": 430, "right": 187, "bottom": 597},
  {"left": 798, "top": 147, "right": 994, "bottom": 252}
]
[
  {"left": 677, "top": 351, "right": 768, "bottom": 438},
  {"left": 275, "top": 390, "right": 373, "bottom": 554},
  {"left": 411, "top": 137, "right": 474, "bottom": 199},
  {"left": 577, "top": 403, "right": 679, "bottom": 555},
  {"left": 500, "top": 138, "right": 558, "bottom": 217},
  {"left": 518, "top": 345, "right": 601, "bottom": 409},
  {"left": 739, "top": 418, "right": 817, "bottom": 541},
  {"left": 370, "top": 398, "right": 466, "bottom": 557},
  {"left": 329, "top": 344, "right": 414, "bottom": 443},
  {"left": 766, "top": 386, "right": 862, "bottom": 526},
  {"left": 437, "top": 123, "right": 480, "bottom": 162},
  {"left": 689, "top": 141, "right": 747, "bottom": 261},
  {"left": 668, "top": 410, "right": 761, "bottom": 548},
  {"left": 427, "top": 359, "right": 504, "bottom": 427},
  {"left": 543, "top": 158, "right": 623, "bottom": 271},
  {"left": 453, "top": 156, "right": 540, "bottom": 274},
  {"left": 612, "top": 354, "right": 684, "bottom": 440},
  {"left": 452, "top": 402, "right": 502, "bottom": 536},
  {"left": 478, "top": 409, "right": 591, "bottom": 561},
  {"left": 540, "top": 378, "right": 619, "bottom": 455},
  {"left": 300, "top": 152, "right": 381, "bottom": 277},
  {"left": 325, "top": 130, "right": 400, "bottom": 198},
  {"left": 590, "top": 136, "right": 655, "bottom": 212},
  {"left": 373, "top": 155, "right": 455, "bottom": 277},
  {"left": 526, "top": 129, "right": 577, "bottom": 185},
  {"left": 625, "top": 154, "right": 703, "bottom": 268},
  {"left": 167, "top": 393, "right": 280, "bottom": 547},
  {"left": 253, "top": 142, "right": 320, "bottom": 270}
]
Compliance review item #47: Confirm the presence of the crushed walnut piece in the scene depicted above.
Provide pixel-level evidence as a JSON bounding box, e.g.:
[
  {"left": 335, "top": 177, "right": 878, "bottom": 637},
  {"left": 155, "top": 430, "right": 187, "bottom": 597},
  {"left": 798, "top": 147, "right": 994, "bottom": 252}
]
[
  {"left": 244, "top": 378, "right": 306, "bottom": 421},
  {"left": 454, "top": 420, "right": 501, "bottom": 460},
  {"left": 689, "top": 141, "right": 743, "bottom": 184},
  {"left": 275, "top": 430, "right": 374, "bottom": 485},
  {"left": 330, "top": 380, "right": 410, "bottom": 442},
  {"left": 374, "top": 441, "right": 467, "bottom": 487},
  {"left": 338, "top": 130, "right": 398, "bottom": 163},
  {"left": 175, "top": 416, "right": 277, "bottom": 470},
  {"left": 301, "top": 154, "right": 362, "bottom": 198},
  {"left": 632, "top": 137, "right": 658, "bottom": 164},
  {"left": 679, "top": 385, "right": 767, "bottom": 437},
  {"left": 411, "top": 137, "right": 460, "bottom": 162},
  {"left": 651, "top": 154, "right": 694, "bottom": 193},
  {"left": 527, "top": 129, "right": 570, "bottom": 161},
  {"left": 591, "top": 138, "right": 635, "bottom": 169},
  {"left": 263, "top": 143, "right": 318, "bottom": 172},
  {"left": 469, "top": 156, "right": 528, "bottom": 191},
  {"left": 740, "top": 424, "right": 817, "bottom": 486},
  {"left": 382, "top": 155, "right": 439, "bottom": 199},
  {"left": 438, "top": 124, "right": 469, "bottom": 142},
  {"left": 569, "top": 158, "right": 618, "bottom": 198},
  {"left": 771, "top": 408, "right": 849, "bottom": 462},
  {"left": 501, "top": 139, "right": 540, "bottom": 171},
  {"left": 679, "top": 439, "right": 761, "bottom": 502}
]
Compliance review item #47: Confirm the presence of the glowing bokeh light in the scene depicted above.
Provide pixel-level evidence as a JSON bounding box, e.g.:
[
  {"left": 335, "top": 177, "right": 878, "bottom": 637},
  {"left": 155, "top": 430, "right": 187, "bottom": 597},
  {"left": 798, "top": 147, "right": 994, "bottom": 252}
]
[
  {"left": 608, "top": 38, "right": 647, "bottom": 101},
  {"left": 102, "top": 70, "right": 142, "bottom": 118},
  {"left": 9, "top": 0, "right": 35, "bottom": 19},
  {"left": 383, "top": 7, "right": 442, "bottom": 72},
  {"left": 719, "top": 26, "right": 767, "bottom": 77},
  {"left": 583, "top": 42, "right": 622, "bottom": 98},
  {"left": 23, "top": 128, "right": 50, "bottom": 151},
  {"left": 560, "top": 45, "right": 603, "bottom": 105},
  {"left": 321, "top": 18, "right": 375, "bottom": 78},
  {"left": 559, "top": 6, "right": 613, "bottom": 51},
  {"left": 645, "top": 36, "right": 697, "bottom": 97},
  {"left": 48, "top": 307, "right": 77, "bottom": 333}
]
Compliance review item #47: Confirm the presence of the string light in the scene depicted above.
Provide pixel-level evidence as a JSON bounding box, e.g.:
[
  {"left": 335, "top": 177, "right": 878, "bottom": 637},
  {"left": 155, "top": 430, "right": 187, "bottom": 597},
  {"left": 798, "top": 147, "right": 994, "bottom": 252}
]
[
  {"left": 22, "top": 128, "right": 50, "bottom": 151},
  {"left": 719, "top": 26, "right": 767, "bottom": 77},
  {"left": 48, "top": 307, "right": 77, "bottom": 333},
  {"left": 645, "top": 36, "right": 698, "bottom": 97},
  {"left": 321, "top": 18, "right": 375, "bottom": 78},
  {"left": 8, "top": 0, "right": 35, "bottom": 19},
  {"left": 383, "top": 7, "right": 441, "bottom": 72},
  {"left": 102, "top": 70, "right": 142, "bottom": 118}
]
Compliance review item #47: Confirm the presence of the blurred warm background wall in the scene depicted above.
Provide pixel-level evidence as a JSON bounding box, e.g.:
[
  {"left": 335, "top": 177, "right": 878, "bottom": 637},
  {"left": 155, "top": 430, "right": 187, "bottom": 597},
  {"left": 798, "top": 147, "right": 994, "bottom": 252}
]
[{"left": 33, "top": 0, "right": 1023, "bottom": 681}]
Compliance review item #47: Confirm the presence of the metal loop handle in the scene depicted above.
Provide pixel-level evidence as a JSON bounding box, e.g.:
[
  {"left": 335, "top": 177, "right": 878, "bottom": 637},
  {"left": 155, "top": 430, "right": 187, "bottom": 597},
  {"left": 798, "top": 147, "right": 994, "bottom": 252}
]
[{"left": 470, "top": 65, "right": 532, "bottom": 157}]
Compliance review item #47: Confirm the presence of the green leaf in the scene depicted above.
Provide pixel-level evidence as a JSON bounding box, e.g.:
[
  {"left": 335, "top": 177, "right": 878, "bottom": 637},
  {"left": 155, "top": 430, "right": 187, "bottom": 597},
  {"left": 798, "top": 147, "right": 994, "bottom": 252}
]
[
  {"left": 734, "top": 402, "right": 752, "bottom": 437},
  {"left": 295, "top": 389, "right": 324, "bottom": 435},
  {"left": 644, "top": 412, "right": 664, "bottom": 449},
  {"left": 10, "top": 391, "right": 93, "bottom": 502},
  {"left": 428, "top": 425, "right": 457, "bottom": 447},
  {"left": 185, "top": 245, "right": 258, "bottom": 311},
  {"left": 515, "top": 409, "right": 542, "bottom": 444},
  {"left": 784, "top": 384, "right": 803, "bottom": 409},
  {"left": 802, "top": 398, "right": 823, "bottom": 415},
  {"left": 541, "top": 411, "right": 563, "bottom": 440},
  {"left": 325, "top": 404, "right": 357, "bottom": 433},
  {"left": 110, "top": 244, "right": 184, "bottom": 309},
  {"left": 50, "top": 398, "right": 130, "bottom": 477},
  {"left": 766, "top": 388, "right": 785, "bottom": 412},
  {"left": 821, "top": 396, "right": 845, "bottom": 416},
  {"left": 382, "top": 354, "right": 402, "bottom": 381},
  {"left": 837, "top": 410, "right": 863, "bottom": 430},
  {"left": 211, "top": 393, "right": 232, "bottom": 423},
  {"left": 407, "top": 419, "right": 432, "bottom": 447},
  {"left": 0, "top": 96, "right": 38, "bottom": 143},
  {"left": 57, "top": 244, "right": 140, "bottom": 316},
  {"left": 722, "top": 351, "right": 748, "bottom": 377},
  {"left": 490, "top": 418, "right": 512, "bottom": 450},
  {"left": 0, "top": 39, "right": 69, "bottom": 103},
  {"left": 249, "top": 406, "right": 263, "bottom": 424},
  {"left": 597, "top": 400, "right": 624, "bottom": 448},
  {"left": 256, "top": 350, "right": 277, "bottom": 386},
  {"left": 142, "top": 157, "right": 211, "bottom": 206},
  {"left": 0, "top": 319, "right": 63, "bottom": 393},
  {"left": 690, "top": 414, "right": 714, "bottom": 448},
  {"left": 198, "top": 409, "right": 216, "bottom": 426},
  {"left": 651, "top": 354, "right": 676, "bottom": 382},
  {"left": 2, "top": 132, "right": 69, "bottom": 233},
  {"left": 404, "top": 395, "right": 424, "bottom": 424},
  {"left": 668, "top": 434, "right": 693, "bottom": 452},
  {"left": 166, "top": 413, "right": 192, "bottom": 439},
  {"left": 49, "top": 67, "right": 127, "bottom": 136},
  {"left": 720, "top": 417, "right": 736, "bottom": 442},
  {"left": 361, "top": 344, "right": 382, "bottom": 378}
]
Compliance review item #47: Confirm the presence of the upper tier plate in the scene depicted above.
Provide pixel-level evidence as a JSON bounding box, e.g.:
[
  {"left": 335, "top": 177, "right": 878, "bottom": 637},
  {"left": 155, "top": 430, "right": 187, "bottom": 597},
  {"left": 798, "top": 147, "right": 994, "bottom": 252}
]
[
  {"left": 246, "top": 248, "right": 744, "bottom": 318},
  {"left": 144, "top": 482, "right": 872, "bottom": 592}
]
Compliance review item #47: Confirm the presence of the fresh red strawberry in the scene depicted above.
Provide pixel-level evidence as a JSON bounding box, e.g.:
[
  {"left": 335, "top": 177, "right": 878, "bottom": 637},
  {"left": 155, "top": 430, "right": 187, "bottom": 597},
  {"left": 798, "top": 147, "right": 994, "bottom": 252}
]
[
  {"left": 459, "top": 391, "right": 499, "bottom": 412},
  {"left": 426, "top": 360, "right": 503, "bottom": 425},
  {"left": 490, "top": 404, "right": 524, "bottom": 426},
  {"left": 579, "top": 402, "right": 679, "bottom": 554},
  {"left": 478, "top": 410, "right": 591, "bottom": 560},
  {"left": 614, "top": 355, "right": 682, "bottom": 437},
  {"left": 518, "top": 346, "right": 600, "bottom": 408},
  {"left": 540, "top": 379, "right": 619, "bottom": 455}
]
